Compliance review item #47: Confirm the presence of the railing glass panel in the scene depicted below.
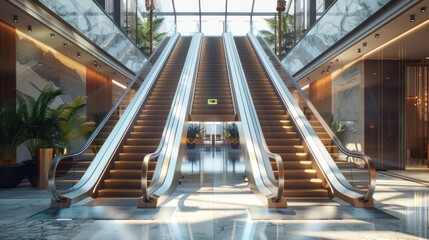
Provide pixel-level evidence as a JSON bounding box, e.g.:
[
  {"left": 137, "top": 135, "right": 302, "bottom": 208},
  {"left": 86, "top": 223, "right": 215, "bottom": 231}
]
[
  {"left": 49, "top": 28, "right": 177, "bottom": 203},
  {"left": 38, "top": 0, "right": 147, "bottom": 73},
  {"left": 283, "top": 0, "right": 391, "bottom": 75},
  {"left": 252, "top": 29, "right": 375, "bottom": 202}
]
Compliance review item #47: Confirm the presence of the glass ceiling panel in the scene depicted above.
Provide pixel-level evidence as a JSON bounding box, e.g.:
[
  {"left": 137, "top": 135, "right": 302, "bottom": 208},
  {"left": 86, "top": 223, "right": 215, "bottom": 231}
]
[
  {"left": 201, "top": 0, "right": 226, "bottom": 12},
  {"left": 174, "top": 0, "right": 200, "bottom": 12},
  {"left": 253, "top": 0, "right": 277, "bottom": 13},
  {"left": 155, "top": 0, "right": 173, "bottom": 13},
  {"left": 227, "top": 0, "right": 253, "bottom": 13}
]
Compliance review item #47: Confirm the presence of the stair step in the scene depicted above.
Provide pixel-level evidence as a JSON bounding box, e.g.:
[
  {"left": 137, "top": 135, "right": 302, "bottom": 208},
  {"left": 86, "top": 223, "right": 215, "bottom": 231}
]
[
  {"left": 284, "top": 179, "right": 324, "bottom": 188},
  {"left": 283, "top": 188, "right": 330, "bottom": 198},
  {"left": 109, "top": 169, "right": 141, "bottom": 178},
  {"left": 97, "top": 189, "right": 142, "bottom": 198},
  {"left": 268, "top": 145, "right": 305, "bottom": 153},
  {"left": 118, "top": 152, "right": 152, "bottom": 161},
  {"left": 113, "top": 161, "right": 157, "bottom": 170},
  {"left": 280, "top": 160, "right": 313, "bottom": 169},
  {"left": 104, "top": 179, "right": 142, "bottom": 188},
  {"left": 275, "top": 169, "right": 318, "bottom": 178}
]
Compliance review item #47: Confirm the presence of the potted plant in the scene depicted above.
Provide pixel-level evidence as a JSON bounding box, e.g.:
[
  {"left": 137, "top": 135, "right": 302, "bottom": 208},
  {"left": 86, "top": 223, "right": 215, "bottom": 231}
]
[
  {"left": 17, "top": 84, "right": 65, "bottom": 159},
  {"left": 0, "top": 102, "right": 28, "bottom": 188},
  {"left": 186, "top": 123, "right": 203, "bottom": 149},
  {"left": 17, "top": 84, "right": 94, "bottom": 187},
  {"left": 54, "top": 96, "right": 95, "bottom": 154},
  {"left": 224, "top": 123, "right": 240, "bottom": 148}
]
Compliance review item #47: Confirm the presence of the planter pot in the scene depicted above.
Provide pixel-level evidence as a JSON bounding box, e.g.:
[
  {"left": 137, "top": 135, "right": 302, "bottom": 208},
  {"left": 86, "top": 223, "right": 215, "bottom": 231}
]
[
  {"left": 187, "top": 143, "right": 196, "bottom": 149},
  {"left": 23, "top": 160, "right": 37, "bottom": 187},
  {"left": 230, "top": 143, "right": 240, "bottom": 149},
  {"left": 37, "top": 148, "right": 54, "bottom": 189},
  {"left": 0, "top": 164, "right": 26, "bottom": 188}
]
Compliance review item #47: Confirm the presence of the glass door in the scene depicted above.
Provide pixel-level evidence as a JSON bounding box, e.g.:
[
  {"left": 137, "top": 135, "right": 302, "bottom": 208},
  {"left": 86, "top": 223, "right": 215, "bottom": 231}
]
[{"left": 405, "top": 65, "right": 429, "bottom": 168}]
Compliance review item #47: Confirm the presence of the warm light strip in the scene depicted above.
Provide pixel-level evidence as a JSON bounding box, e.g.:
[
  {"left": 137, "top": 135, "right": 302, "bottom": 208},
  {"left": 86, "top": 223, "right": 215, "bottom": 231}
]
[
  {"left": 16, "top": 29, "right": 86, "bottom": 81},
  {"left": 363, "top": 19, "right": 429, "bottom": 58},
  {"left": 333, "top": 19, "right": 429, "bottom": 76},
  {"left": 301, "top": 84, "right": 309, "bottom": 90},
  {"left": 112, "top": 79, "right": 127, "bottom": 89}
]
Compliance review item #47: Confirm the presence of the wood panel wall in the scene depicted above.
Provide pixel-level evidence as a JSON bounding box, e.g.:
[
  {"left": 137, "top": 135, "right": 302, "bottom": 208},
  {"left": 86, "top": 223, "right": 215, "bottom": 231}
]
[
  {"left": 309, "top": 74, "right": 332, "bottom": 115},
  {"left": 86, "top": 67, "right": 112, "bottom": 121},
  {"left": 0, "top": 20, "right": 16, "bottom": 103}
]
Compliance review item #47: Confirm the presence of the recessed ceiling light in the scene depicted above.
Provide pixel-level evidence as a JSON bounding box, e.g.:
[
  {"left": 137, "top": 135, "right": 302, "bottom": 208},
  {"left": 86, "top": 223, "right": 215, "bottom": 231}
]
[
  {"left": 77, "top": 52, "right": 81, "bottom": 57},
  {"left": 410, "top": 14, "right": 416, "bottom": 22},
  {"left": 13, "top": 15, "right": 18, "bottom": 23},
  {"left": 27, "top": 25, "right": 32, "bottom": 32},
  {"left": 50, "top": 33, "right": 55, "bottom": 38},
  {"left": 421, "top": 7, "right": 426, "bottom": 13},
  {"left": 63, "top": 43, "right": 68, "bottom": 47},
  {"left": 375, "top": 33, "right": 380, "bottom": 38}
]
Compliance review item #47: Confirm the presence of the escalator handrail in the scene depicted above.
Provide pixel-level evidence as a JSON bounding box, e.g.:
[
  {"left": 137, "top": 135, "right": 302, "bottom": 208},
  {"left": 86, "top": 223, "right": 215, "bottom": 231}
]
[
  {"left": 48, "top": 27, "right": 178, "bottom": 203},
  {"left": 141, "top": 33, "right": 203, "bottom": 202},
  {"left": 223, "top": 32, "right": 284, "bottom": 203},
  {"left": 247, "top": 32, "right": 370, "bottom": 203},
  {"left": 252, "top": 31, "right": 376, "bottom": 202}
]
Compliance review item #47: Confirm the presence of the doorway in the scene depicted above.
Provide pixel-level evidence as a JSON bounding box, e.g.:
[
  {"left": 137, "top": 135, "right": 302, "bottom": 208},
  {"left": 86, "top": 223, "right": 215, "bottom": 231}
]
[{"left": 405, "top": 65, "right": 429, "bottom": 168}]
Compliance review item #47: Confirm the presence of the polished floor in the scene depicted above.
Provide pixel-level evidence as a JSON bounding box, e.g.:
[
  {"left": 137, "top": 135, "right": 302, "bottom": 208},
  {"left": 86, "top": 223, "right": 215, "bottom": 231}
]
[{"left": 1, "top": 144, "right": 429, "bottom": 239}]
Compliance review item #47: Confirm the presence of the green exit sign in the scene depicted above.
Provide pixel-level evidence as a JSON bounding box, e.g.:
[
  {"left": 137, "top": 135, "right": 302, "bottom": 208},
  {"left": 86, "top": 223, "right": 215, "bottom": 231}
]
[{"left": 208, "top": 99, "right": 218, "bottom": 105}]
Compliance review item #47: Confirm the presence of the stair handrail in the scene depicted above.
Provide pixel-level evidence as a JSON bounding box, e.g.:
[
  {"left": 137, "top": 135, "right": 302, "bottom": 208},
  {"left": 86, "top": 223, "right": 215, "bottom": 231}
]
[
  {"left": 223, "top": 32, "right": 284, "bottom": 204},
  {"left": 250, "top": 28, "right": 375, "bottom": 202},
  {"left": 141, "top": 32, "right": 203, "bottom": 203},
  {"left": 248, "top": 31, "right": 375, "bottom": 204},
  {"left": 48, "top": 26, "right": 178, "bottom": 203}
]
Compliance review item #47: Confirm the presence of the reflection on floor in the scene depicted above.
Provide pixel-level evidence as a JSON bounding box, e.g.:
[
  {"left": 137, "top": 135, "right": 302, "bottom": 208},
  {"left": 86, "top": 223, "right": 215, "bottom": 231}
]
[{"left": 1, "top": 144, "right": 429, "bottom": 239}]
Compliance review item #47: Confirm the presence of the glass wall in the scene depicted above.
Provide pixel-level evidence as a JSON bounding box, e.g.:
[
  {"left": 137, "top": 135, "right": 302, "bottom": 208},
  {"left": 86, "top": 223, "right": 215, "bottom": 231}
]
[
  {"left": 304, "top": 6, "right": 429, "bottom": 170},
  {"left": 14, "top": 30, "right": 127, "bottom": 162},
  {"left": 406, "top": 65, "right": 429, "bottom": 168},
  {"left": 284, "top": 0, "right": 391, "bottom": 75}
]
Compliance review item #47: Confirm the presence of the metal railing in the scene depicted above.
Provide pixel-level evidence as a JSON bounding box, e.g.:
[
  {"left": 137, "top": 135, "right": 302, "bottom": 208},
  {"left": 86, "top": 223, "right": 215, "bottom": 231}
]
[
  {"left": 223, "top": 32, "right": 284, "bottom": 204},
  {"left": 251, "top": 29, "right": 376, "bottom": 202},
  {"left": 248, "top": 29, "right": 376, "bottom": 204},
  {"left": 140, "top": 32, "right": 203, "bottom": 203},
  {"left": 48, "top": 27, "right": 179, "bottom": 205}
]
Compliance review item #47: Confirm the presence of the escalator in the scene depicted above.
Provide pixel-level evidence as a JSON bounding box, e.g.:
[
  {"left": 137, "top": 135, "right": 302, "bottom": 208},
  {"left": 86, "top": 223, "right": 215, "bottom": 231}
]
[
  {"left": 95, "top": 37, "right": 192, "bottom": 199},
  {"left": 255, "top": 37, "right": 373, "bottom": 192},
  {"left": 191, "top": 36, "right": 235, "bottom": 121},
  {"left": 49, "top": 34, "right": 196, "bottom": 207},
  {"left": 234, "top": 37, "right": 330, "bottom": 200}
]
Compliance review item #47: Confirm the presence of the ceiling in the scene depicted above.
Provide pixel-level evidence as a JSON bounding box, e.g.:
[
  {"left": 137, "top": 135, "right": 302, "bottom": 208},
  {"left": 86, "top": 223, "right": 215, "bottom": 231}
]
[
  {"left": 0, "top": 1, "right": 131, "bottom": 86},
  {"left": 299, "top": 1, "right": 429, "bottom": 85}
]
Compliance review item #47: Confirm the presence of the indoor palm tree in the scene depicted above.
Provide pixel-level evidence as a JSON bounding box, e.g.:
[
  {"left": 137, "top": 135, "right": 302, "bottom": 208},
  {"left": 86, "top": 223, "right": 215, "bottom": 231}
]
[
  {"left": 136, "top": 17, "right": 167, "bottom": 56},
  {"left": 16, "top": 83, "right": 65, "bottom": 159},
  {"left": 0, "top": 102, "right": 27, "bottom": 165},
  {"left": 259, "top": 14, "right": 295, "bottom": 57},
  {"left": 54, "top": 96, "right": 95, "bottom": 154}
]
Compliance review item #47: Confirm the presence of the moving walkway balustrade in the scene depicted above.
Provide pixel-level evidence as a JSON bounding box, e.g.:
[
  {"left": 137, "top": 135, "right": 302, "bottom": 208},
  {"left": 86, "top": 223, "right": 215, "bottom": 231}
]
[
  {"left": 223, "top": 31, "right": 375, "bottom": 207},
  {"left": 48, "top": 31, "right": 200, "bottom": 207},
  {"left": 96, "top": 37, "right": 191, "bottom": 198},
  {"left": 254, "top": 35, "right": 375, "bottom": 195},
  {"left": 234, "top": 37, "right": 330, "bottom": 200}
]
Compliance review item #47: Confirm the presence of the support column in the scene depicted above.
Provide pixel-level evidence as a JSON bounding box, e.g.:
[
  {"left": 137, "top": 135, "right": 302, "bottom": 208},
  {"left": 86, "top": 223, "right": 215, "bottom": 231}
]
[
  {"left": 0, "top": 21, "right": 16, "bottom": 103},
  {"left": 86, "top": 68, "right": 112, "bottom": 121},
  {"left": 276, "top": 0, "right": 286, "bottom": 58}
]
